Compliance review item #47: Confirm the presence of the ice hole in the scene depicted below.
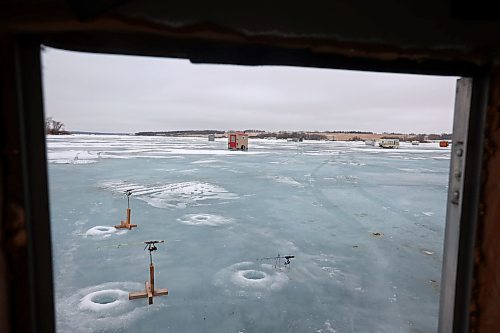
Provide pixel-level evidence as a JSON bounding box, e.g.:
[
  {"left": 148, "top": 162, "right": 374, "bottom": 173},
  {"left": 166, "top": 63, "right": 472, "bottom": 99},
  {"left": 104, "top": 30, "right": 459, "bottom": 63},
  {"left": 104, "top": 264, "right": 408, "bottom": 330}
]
[
  {"left": 243, "top": 270, "right": 266, "bottom": 280},
  {"left": 79, "top": 289, "right": 129, "bottom": 312},
  {"left": 85, "top": 226, "right": 117, "bottom": 236},
  {"left": 91, "top": 293, "right": 118, "bottom": 305}
]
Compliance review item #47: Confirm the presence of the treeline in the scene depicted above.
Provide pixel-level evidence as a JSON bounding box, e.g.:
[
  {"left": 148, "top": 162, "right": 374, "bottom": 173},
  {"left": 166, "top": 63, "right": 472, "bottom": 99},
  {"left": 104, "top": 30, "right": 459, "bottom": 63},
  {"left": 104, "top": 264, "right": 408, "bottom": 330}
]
[
  {"left": 380, "top": 133, "right": 452, "bottom": 141},
  {"left": 347, "top": 136, "right": 365, "bottom": 141},
  {"left": 421, "top": 133, "right": 452, "bottom": 140},
  {"left": 243, "top": 129, "right": 265, "bottom": 133},
  {"left": 136, "top": 130, "right": 225, "bottom": 136},
  {"left": 323, "top": 130, "right": 374, "bottom": 134},
  {"left": 407, "top": 133, "right": 452, "bottom": 142},
  {"left": 253, "top": 132, "right": 328, "bottom": 140}
]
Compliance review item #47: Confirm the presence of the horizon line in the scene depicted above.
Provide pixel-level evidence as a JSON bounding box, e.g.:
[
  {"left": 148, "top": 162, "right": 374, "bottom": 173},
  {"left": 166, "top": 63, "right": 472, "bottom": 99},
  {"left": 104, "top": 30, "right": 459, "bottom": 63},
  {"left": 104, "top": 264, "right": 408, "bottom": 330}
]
[{"left": 68, "top": 129, "right": 452, "bottom": 135}]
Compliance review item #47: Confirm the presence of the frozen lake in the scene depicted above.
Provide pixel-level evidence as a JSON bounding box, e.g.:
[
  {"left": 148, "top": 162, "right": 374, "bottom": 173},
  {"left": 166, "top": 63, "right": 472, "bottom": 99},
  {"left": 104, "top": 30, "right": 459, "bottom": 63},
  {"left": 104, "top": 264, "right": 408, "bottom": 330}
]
[{"left": 47, "top": 135, "right": 450, "bottom": 333}]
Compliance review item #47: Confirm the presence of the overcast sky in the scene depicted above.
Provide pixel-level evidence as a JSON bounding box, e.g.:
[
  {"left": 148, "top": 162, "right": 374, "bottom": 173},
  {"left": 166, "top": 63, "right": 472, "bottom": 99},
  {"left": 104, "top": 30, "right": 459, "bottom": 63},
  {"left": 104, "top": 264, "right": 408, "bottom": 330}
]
[{"left": 42, "top": 47, "right": 458, "bottom": 134}]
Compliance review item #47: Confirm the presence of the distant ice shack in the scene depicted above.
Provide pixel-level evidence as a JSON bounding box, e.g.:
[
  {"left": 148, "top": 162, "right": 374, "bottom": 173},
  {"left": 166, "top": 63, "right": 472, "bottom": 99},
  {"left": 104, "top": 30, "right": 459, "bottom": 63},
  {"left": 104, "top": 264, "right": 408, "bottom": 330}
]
[{"left": 227, "top": 132, "right": 248, "bottom": 151}]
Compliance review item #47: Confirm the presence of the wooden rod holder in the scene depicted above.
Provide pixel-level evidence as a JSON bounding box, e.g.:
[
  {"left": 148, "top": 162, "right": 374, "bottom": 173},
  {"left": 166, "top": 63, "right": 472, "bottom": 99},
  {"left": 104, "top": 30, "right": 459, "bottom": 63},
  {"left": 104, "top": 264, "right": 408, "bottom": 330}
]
[
  {"left": 150, "top": 264, "right": 155, "bottom": 294},
  {"left": 115, "top": 207, "right": 137, "bottom": 229},
  {"left": 129, "top": 263, "right": 168, "bottom": 304}
]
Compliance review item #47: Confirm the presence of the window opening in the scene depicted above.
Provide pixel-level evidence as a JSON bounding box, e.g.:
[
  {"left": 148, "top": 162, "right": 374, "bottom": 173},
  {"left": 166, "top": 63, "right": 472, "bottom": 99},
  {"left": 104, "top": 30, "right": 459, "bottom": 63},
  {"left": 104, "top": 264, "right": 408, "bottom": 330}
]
[{"left": 42, "top": 46, "right": 458, "bottom": 333}]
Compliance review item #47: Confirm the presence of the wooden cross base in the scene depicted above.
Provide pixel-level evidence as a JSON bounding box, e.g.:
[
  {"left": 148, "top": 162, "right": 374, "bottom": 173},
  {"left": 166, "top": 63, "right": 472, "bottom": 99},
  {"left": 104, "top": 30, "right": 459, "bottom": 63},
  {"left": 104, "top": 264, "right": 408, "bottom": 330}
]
[
  {"left": 129, "top": 264, "right": 168, "bottom": 304},
  {"left": 129, "top": 283, "right": 168, "bottom": 305},
  {"left": 114, "top": 221, "right": 137, "bottom": 229},
  {"left": 114, "top": 208, "right": 137, "bottom": 229}
]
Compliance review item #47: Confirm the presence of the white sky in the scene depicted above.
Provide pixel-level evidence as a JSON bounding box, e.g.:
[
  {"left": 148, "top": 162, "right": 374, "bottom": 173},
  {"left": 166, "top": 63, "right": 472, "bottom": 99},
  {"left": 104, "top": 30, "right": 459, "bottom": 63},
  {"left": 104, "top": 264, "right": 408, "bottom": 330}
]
[{"left": 41, "top": 47, "right": 458, "bottom": 134}]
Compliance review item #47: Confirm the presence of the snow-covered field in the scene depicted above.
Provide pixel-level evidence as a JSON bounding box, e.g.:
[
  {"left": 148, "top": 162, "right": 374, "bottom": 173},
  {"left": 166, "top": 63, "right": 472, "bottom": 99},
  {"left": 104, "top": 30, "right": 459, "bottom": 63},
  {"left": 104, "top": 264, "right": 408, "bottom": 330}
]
[{"left": 47, "top": 135, "right": 450, "bottom": 333}]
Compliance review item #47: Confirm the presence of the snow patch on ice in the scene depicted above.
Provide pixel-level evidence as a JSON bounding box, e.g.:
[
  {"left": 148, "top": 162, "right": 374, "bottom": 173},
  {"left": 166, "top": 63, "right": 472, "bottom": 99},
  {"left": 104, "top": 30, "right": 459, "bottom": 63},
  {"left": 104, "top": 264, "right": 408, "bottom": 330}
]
[
  {"left": 304, "top": 151, "right": 328, "bottom": 156},
  {"left": 164, "top": 149, "right": 266, "bottom": 155},
  {"left": 397, "top": 168, "right": 420, "bottom": 173},
  {"left": 191, "top": 159, "right": 220, "bottom": 164},
  {"left": 317, "top": 320, "right": 337, "bottom": 333},
  {"left": 267, "top": 176, "right": 304, "bottom": 187},
  {"left": 178, "top": 168, "right": 199, "bottom": 173},
  {"left": 47, "top": 150, "right": 99, "bottom": 164},
  {"left": 101, "top": 180, "right": 238, "bottom": 209},
  {"left": 73, "top": 160, "right": 97, "bottom": 165},
  {"left": 328, "top": 160, "right": 365, "bottom": 166}
]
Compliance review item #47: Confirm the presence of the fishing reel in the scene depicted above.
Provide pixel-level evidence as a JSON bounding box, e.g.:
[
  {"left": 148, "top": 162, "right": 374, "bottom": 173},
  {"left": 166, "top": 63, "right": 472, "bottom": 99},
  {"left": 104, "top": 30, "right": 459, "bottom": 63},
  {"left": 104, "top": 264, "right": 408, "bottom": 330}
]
[
  {"left": 144, "top": 240, "right": 164, "bottom": 252},
  {"left": 283, "top": 255, "right": 295, "bottom": 266},
  {"left": 124, "top": 189, "right": 133, "bottom": 208},
  {"left": 144, "top": 240, "right": 164, "bottom": 265}
]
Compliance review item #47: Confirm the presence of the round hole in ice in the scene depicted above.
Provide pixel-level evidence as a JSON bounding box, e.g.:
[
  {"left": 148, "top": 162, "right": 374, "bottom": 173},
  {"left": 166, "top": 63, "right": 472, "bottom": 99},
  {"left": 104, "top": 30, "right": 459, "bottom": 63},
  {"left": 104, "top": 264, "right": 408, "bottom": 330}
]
[
  {"left": 79, "top": 289, "right": 129, "bottom": 312},
  {"left": 243, "top": 270, "right": 266, "bottom": 280},
  {"left": 195, "top": 215, "right": 209, "bottom": 221},
  {"left": 85, "top": 226, "right": 118, "bottom": 236},
  {"left": 91, "top": 293, "right": 119, "bottom": 305}
]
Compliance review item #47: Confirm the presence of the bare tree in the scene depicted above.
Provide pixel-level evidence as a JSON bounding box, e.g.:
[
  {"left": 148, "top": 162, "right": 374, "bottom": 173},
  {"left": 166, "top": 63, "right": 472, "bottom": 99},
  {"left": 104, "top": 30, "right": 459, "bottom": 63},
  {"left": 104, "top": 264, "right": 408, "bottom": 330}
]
[{"left": 45, "top": 117, "right": 67, "bottom": 135}]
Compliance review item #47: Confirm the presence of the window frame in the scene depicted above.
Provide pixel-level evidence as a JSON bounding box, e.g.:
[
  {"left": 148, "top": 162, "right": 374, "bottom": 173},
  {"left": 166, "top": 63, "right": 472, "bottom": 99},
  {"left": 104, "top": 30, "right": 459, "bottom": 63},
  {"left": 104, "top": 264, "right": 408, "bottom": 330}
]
[{"left": 12, "top": 33, "right": 489, "bottom": 333}]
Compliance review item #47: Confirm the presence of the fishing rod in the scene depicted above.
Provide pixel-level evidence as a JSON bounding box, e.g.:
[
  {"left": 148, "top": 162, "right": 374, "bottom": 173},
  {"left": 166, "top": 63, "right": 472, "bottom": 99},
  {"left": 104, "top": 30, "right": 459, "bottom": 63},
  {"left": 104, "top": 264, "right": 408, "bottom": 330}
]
[
  {"left": 96, "top": 240, "right": 146, "bottom": 250},
  {"left": 257, "top": 253, "right": 295, "bottom": 269},
  {"left": 96, "top": 239, "right": 164, "bottom": 251}
]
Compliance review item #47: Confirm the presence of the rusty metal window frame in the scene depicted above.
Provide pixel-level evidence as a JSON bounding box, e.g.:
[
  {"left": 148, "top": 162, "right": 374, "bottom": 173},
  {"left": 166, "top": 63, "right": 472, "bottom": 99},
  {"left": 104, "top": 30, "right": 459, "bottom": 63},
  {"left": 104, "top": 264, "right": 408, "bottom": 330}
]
[
  {"left": 13, "top": 33, "right": 488, "bottom": 332},
  {"left": 438, "top": 77, "right": 488, "bottom": 332}
]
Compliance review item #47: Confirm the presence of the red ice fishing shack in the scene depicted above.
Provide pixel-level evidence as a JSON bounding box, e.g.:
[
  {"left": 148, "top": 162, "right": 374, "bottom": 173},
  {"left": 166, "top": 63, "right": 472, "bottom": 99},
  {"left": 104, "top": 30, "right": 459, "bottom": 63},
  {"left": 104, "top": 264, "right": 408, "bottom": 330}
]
[{"left": 227, "top": 132, "right": 248, "bottom": 151}]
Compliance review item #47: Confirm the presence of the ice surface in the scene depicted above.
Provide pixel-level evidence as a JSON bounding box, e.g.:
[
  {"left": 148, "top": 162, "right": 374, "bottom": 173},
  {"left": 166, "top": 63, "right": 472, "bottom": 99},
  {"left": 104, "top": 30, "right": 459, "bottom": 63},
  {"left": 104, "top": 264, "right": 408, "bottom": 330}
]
[
  {"left": 46, "top": 135, "right": 266, "bottom": 163},
  {"left": 266, "top": 175, "right": 304, "bottom": 187},
  {"left": 177, "top": 213, "right": 234, "bottom": 226},
  {"left": 48, "top": 135, "right": 450, "bottom": 332}
]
